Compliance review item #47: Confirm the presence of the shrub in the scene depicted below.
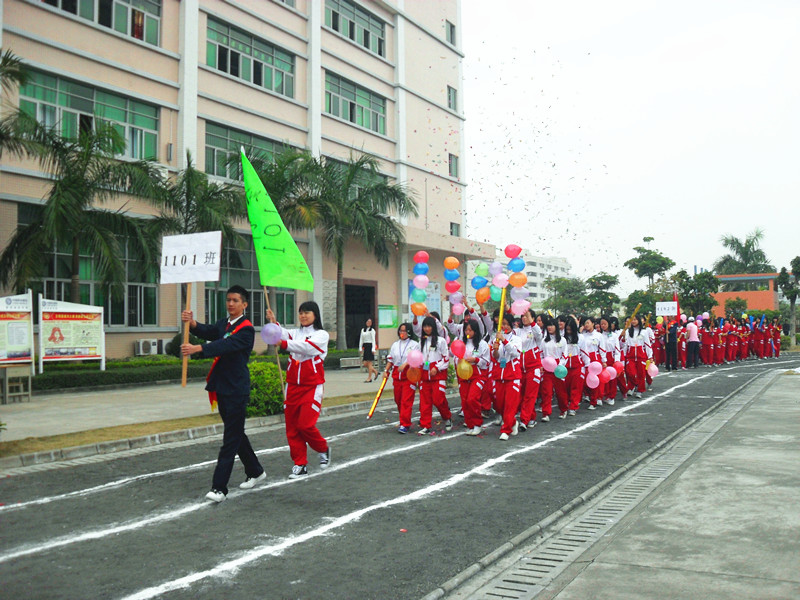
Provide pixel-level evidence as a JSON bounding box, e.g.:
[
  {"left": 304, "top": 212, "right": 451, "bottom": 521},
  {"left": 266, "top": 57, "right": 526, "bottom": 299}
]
[
  {"left": 247, "top": 361, "right": 285, "bottom": 417},
  {"left": 32, "top": 363, "right": 211, "bottom": 390},
  {"left": 165, "top": 331, "right": 205, "bottom": 358}
]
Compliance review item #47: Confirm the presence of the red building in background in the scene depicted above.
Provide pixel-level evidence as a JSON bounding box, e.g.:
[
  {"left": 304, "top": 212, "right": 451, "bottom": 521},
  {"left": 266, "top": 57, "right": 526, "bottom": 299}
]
[{"left": 712, "top": 273, "right": 779, "bottom": 318}]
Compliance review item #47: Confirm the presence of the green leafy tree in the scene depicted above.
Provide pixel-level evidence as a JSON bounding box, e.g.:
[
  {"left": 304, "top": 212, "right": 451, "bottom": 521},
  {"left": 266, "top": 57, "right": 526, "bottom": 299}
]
[
  {"left": 776, "top": 256, "right": 800, "bottom": 347},
  {"left": 624, "top": 238, "right": 675, "bottom": 286},
  {"left": 543, "top": 276, "right": 587, "bottom": 315},
  {"left": 585, "top": 271, "right": 620, "bottom": 315},
  {"left": 724, "top": 297, "right": 748, "bottom": 319},
  {"left": 675, "top": 269, "right": 719, "bottom": 316},
  {"left": 0, "top": 122, "right": 163, "bottom": 302},
  {"left": 712, "top": 229, "right": 775, "bottom": 291},
  {"left": 622, "top": 289, "right": 656, "bottom": 318}
]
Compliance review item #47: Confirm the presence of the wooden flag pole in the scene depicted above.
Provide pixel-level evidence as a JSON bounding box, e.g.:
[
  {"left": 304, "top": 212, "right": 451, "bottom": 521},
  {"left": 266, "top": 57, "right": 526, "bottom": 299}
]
[
  {"left": 181, "top": 282, "right": 192, "bottom": 387},
  {"left": 263, "top": 286, "right": 286, "bottom": 397}
]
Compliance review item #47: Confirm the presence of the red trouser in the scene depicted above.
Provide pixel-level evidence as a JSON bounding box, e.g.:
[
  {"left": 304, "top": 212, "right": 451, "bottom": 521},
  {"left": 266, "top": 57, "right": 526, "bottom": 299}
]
[
  {"left": 775, "top": 340, "right": 781, "bottom": 358},
  {"left": 419, "top": 378, "right": 451, "bottom": 428},
  {"left": 540, "top": 371, "right": 565, "bottom": 415},
  {"left": 459, "top": 375, "right": 486, "bottom": 428},
  {"left": 518, "top": 368, "right": 542, "bottom": 424},
  {"left": 392, "top": 378, "right": 416, "bottom": 428},
  {"left": 625, "top": 350, "right": 647, "bottom": 393},
  {"left": 741, "top": 339, "right": 749, "bottom": 360},
  {"left": 678, "top": 343, "right": 687, "bottom": 368},
  {"left": 700, "top": 343, "right": 712, "bottom": 365},
  {"left": 726, "top": 339, "right": 737, "bottom": 362},
  {"left": 284, "top": 383, "right": 328, "bottom": 466},
  {"left": 714, "top": 343, "right": 725, "bottom": 364},
  {"left": 494, "top": 379, "right": 521, "bottom": 434},
  {"left": 565, "top": 367, "right": 583, "bottom": 411},
  {"left": 479, "top": 376, "right": 493, "bottom": 412}
]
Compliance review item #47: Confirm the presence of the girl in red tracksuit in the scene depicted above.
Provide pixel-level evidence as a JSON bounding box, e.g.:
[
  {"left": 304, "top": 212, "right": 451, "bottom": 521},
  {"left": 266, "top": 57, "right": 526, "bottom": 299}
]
[
  {"left": 458, "top": 319, "right": 491, "bottom": 436},
  {"left": 384, "top": 322, "right": 420, "bottom": 434},
  {"left": 772, "top": 318, "right": 782, "bottom": 358},
  {"left": 579, "top": 316, "right": 603, "bottom": 409},
  {"left": 517, "top": 309, "right": 544, "bottom": 429},
  {"left": 539, "top": 316, "right": 567, "bottom": 419},
  {"left": 678, "top": 324, "right": 687, "bottom": 369},
  {"left": 599, "top": 316, "right": 621, "bottom": 405},
  {"left": 700, "top": 320, "right": 714, "bottom": 366},
  {"left": 491, "top": 314, "right": 522, "bottom": 440},
  {"left": 624, "top": 315, "right": 652, "bottom": 398},
  {"left": 563, "top": 317, "right": 586, "bottom": 416},
  {"left": 267, "top": 301, "right": 330, "bottom": 479},
  {"left": 417, "top": 316, "right": 452, "bottom": 435},
  {"left": 714, "top": 320, "right": 726, "bottom": 365}
]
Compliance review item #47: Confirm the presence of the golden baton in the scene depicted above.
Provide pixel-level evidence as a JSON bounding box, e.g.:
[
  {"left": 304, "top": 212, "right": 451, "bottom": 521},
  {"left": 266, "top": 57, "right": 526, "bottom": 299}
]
[
  {"left": 619, "top": 302, "right": 643, "bottom": 339},
  {"left": 367, "top": 372, "right": 390, "bottom": 419}
]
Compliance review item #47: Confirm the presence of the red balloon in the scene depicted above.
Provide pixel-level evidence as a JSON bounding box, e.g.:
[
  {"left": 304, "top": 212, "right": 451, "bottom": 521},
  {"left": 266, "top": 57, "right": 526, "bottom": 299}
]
[
  {"left": 445, "top": 280, "right": 461, "bottom": 293},
  {"left": 613, "top": 361, "right": 624, "bottom": 374},
  {"left": 504, "top": 244, "right": 522, "bottom": 259},
  {"left": 450, "top": 339, "right": 466, "bottom": 359},
  {"left": 406, "top": 367, "right": 422, "bottom": 383},
  {"left": 413, "top": 250, "right": 429, "bottom": 264},
  {"left": 598, "top": 370, "right": 611, "bottom": 384}
]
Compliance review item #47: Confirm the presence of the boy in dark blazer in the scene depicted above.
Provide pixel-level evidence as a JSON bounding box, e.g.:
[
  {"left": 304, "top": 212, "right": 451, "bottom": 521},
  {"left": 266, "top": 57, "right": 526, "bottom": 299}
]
[{"left": 182, "top": 285, "right": 265, "bottom": 502}]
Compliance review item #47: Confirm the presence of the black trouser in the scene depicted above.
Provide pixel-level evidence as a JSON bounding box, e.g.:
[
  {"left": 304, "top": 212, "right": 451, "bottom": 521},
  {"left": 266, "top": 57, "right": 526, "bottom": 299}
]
[
  {"left": 213, "top": 394, "right": 263, "bottom": 494},
  {"left": 665, "top": 342, "right": 678, "bottom": 371},
  {"left": 687, "top": 341, "right": 700, "bottom": 368}
]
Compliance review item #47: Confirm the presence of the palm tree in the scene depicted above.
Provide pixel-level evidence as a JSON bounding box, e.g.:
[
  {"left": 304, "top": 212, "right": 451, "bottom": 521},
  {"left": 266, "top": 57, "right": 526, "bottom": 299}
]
[
  {"left": 0, "top": 48, "right": 34, "bottom": 159},
  {"left": 712, "top": 229, "right": 775, "bottom": 291},
  {"left": 0, "top": 121, "right": 163, "bottom": 303},
  {"left": 311, "top": 154, "right": 418, "bottom": 349}
]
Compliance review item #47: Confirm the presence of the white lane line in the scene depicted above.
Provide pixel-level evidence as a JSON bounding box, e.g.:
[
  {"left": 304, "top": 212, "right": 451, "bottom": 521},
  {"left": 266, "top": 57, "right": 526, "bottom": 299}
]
[{"left": 118, "top": 371, "right": 719, "bottom": 600}]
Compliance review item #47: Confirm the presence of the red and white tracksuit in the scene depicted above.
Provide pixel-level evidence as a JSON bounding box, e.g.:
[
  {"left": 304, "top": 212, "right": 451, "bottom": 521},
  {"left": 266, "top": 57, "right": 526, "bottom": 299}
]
[
  {"left": 385, "top": 337, "right": 420, "bottom": 428},
  {"left": 491, "top": 331, "right": 522, "bottom": 434},
  {"left": 600, "top": 331, "right": 621, "bottom": 401},
  {"left": 678, "top": 327, "right": 687, "bottom": 368},
  {"left": 418, "top": 337, "right": 451, "bottom": 429},
  {"left": 457, "top": 338, "right": 491, "bottom": 429},
  {"left": 624, "top": 328, "right": 652, "bottom": 393},
  {"left": 279, "top": 325, "right": 330, "bottom": 466},
  {"left": 773, "top": 324, "right": 782, "bottom": 358},
  {"left": 580, "top": 330, "right": 603, "bottom": 406},
  {"left": 563, "top": 342, "right": 587, "bottom": 411},
  {"left": 539, "top": 336, "right": 567, "bottom": 416},
  {"left": 714, "top": 327, "right": 726, "bottom": 364},
  {"left": 517, "top": 324, "right": 543, "bottom": 424}
]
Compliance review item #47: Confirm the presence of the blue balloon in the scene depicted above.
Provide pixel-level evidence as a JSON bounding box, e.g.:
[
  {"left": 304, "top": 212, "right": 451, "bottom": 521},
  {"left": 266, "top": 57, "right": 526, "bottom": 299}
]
[
  {"left": 413, "top": 262, "right": 429, "bottom": 275},
  {"left": 471, "top": 276, "right": 488, "bottom": 290},
  {"left": 444, "top": 269, "right": 460, "bottom": 281},
  {"left": 507, "top": 258, "right": 525, "bottom": 272}
]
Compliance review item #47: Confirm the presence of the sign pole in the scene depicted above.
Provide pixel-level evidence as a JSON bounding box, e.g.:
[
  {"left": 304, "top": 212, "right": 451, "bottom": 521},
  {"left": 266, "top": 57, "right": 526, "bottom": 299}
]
[
  {"left": 263, "top": 286, "right": 286, "bottom": 398},
  {"left": 181, "top": 282, "right": 192, "bottom": 387}
]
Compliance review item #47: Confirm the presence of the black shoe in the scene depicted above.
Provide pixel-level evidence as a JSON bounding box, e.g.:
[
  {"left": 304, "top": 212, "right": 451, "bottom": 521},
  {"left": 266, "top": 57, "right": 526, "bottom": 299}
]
[
  {"left": 320, "top": 447, "right": 331, "bottom": 469},
  {"left": 289, "top": 464, "right": 308, "bottom": 479}
]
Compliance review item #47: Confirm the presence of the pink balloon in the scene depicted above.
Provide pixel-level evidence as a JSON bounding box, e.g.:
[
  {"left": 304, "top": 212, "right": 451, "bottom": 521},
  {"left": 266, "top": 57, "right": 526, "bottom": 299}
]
[
  {"left": 598, "top": 370, "right": 611, "bottom": 384},
  {"left": 588, "top": 361, "right": 603, "bottom": 375},
  {"left": 542, "top": 356, "right": 557, "bottom": 372},
  {"left": 702, "top": 311, "right": 710, "bottom": 320},
  {"left": 510, "top": 299, "right": 528, "bottom": 316},
  {"left": 605, "top": 366, "right": 617, "bottom": 379},
  {"left": 450, "top": 339, "right": 466, "bottom": 359},
  {"left": 413, "top": 250, "right": 429, "bottom": 263},
  {"left": 260, "top": 323, "right": 282, "bottom": 345},
  {"left": 452, "top": 303, "right": 466, "bottom": 316},
  {"left": 586, "top": 373, "right": 600, "bottom": 389},
  {"left": 412, "top": 274, "right": 429, "bottom": 289},
  {"left": 407, "top": 349, "right": 424, "bottom": 368},
  {"left": 680, "top": 314, "right": 687, "bottom": 323},
  {"left": 491, "top": 273, "right": 509, "bottom": 288},
  {"left": 504, "top": 244, "right": 522, "bottom": 259},
  {"left": 647, "top": 364, "right": 659, "bottom": 378}
]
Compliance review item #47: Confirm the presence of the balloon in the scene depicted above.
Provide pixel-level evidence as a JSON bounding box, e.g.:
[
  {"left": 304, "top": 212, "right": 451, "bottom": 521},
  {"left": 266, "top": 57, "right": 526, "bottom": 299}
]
[
  {"left": 456, "top": 358, "right": 473, "bottom": 380},
  {"left": 504, "top": 244, "right": 522, "bottom": 259},
  {"left": 598, "top": 370, "right": 611, "bottom": 384},
  {"left": 554, "top": 365, "right": 567, "bottom": 380},
  {"left": 491, "top": 273, "right": 509, "bottom": 288},
  {"left": 406, "top": 367, "right": 422, "bottom": 383},
  {"left": 510, "top": 286, "right": 529, "bottom": 301},
  {"left": 613, "top": 361, "right": 624, "bottom": 374},
  {"left": 490, "top": 285, "right": 503, "bottom": 302},
  {"left": 474, "top": 263, "right": 489, "bottom": 277},
  {"left": 407, "top": 349, "right": 424, "bottom": 368},
  {"left": 647, "top": 363, "right": 659, "bottom": 377},
  {"left": 411, "top": 288, "right": 427, "bottom": 302},
  {"left": 696, "top": 318, "right": 702, "bottom": 326},
  {"left": 507, "top": 257, "right": 525, "bottom": 272},
  {"left": 450, "top": 339, "right": 466, "bottom": 359},
  {"left": 656, "top": 316, "right": 664, "bottom": 324},
  {"left": 448, "top": 292, "right": 463, "bottom": 304},
  {"left": 680, "top": 314, "right": 687, "bottom": 323},
  {"left": 412, "top": 262, "right": 429, "bottom": 275},
  {"left": 542, "top": 356, "right": 557, "bottom": 372},
  {"left": 508, "top": 272, "right": 527, "bottom": 288},
  {"left": 588, "top": 361, "right": 603, "bottom": 375},
  {"left": 741, "top": 312, "right": 748, "bottom": 320},
  {"left": 411, "top": 302, "right": 427, "bottom": 317},
  {"left": 510, "top": 299, "right": 528, "bottom": 316},
  {"left": 260, "top": 323, "right": 282, "bottom": 345},
  {"left": 443, "top": 256, "right": 460, "bottom": 270},
  {"left": 445, "top": 280, "right": 461, "bottom": 294},
  {"left": 702, "top": 311, "right": 710, "bottom": 320},
  {"left": 413, "top": 250, "right": 429, "bottom": 263},
  {"left": 444, "top": 268, "right": 460, "bottom": 281},
  {"left": 488, "top": 261, "right": 503, "bottom": 276},
  {"left": 476, "top": 287, "right": 490, "bottom": 304},
  {"left": 586, "top": 373, "right": 600, "bottom": 389},
  {"left": 471, "top": 276, "right": 488, "bottom": 290},
  {"left": 606, "top": 366, "right": 617, "bottom": 379},
  {"left": 412, "top": 274, "right": 429, "bottom": 289},
  {"left": 452, "top": 303, "right": 466, "bottom": 316}
]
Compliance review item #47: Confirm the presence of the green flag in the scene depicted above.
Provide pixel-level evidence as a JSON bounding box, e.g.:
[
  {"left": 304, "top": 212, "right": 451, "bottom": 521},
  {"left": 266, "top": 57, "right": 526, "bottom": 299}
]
[{"left": 241, "top": 148, "right": 314, "bottom": 291}]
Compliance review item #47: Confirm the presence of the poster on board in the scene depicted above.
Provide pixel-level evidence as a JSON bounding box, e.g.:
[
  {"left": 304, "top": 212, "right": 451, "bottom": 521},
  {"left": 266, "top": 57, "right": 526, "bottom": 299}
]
[
  {"left": 39, "top": 296, "right": 105, "bottom": 374},
  {"left": 0, "top": 290, "right": 34, "bottom": 374}
]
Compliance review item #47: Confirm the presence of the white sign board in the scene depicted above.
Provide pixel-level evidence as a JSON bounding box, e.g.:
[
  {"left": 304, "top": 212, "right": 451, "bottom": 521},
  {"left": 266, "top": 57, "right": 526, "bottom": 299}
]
[
  {"left": 39, "top": 296, "right": 105, "bottom": 373},
  {"left": 0, "top": 290, "right": 34, "bottom": 374},
  {"left": 656, "top": 301, "right": 678, "bottom": 316},
  {"left": 160, "top": 231, "right": 222, "bottom": 284}
]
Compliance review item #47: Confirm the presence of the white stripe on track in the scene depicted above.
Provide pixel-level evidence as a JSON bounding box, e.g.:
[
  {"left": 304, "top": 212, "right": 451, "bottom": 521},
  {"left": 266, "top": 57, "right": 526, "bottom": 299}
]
[{"left": 119, "top": 370, "right": 721, "bottom": 600}]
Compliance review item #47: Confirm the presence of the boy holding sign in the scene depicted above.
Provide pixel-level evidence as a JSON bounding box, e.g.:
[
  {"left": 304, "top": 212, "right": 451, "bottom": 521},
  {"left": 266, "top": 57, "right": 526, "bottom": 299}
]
[{"left": 181, "top": 285, "right": 265, "bottom": 502}]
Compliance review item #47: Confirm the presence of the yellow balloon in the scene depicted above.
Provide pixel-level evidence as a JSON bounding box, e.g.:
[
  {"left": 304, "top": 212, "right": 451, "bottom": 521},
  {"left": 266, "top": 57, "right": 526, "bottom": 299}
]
[
  {"left": 456, "top": 358, "right": 473, "bottom": 380},
  {"left": 656, "top": 316, "right": 664, "bottom": 324}
]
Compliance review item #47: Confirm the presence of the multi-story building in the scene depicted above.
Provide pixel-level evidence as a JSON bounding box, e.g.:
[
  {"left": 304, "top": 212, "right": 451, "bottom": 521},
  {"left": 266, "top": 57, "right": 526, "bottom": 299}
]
[{"left": 0, "top": 0, "right": 493, "bottom": 356}]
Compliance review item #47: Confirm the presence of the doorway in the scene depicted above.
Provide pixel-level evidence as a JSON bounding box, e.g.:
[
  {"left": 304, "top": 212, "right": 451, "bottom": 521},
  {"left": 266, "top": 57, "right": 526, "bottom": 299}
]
[{"left": 345, "top": 283, "right": 376, "bottom": 349}]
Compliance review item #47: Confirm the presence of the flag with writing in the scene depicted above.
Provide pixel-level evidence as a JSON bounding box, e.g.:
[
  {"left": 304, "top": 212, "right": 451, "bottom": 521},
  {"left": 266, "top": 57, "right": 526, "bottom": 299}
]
[{"left": 240, "top": 148, "right": 314, "bottom": 291}]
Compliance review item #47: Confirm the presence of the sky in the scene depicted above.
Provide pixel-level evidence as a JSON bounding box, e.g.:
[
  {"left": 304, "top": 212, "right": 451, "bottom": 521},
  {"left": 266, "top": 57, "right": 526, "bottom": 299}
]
[{"left": 460, "top": 0, "right": 800, "bottom": 295}]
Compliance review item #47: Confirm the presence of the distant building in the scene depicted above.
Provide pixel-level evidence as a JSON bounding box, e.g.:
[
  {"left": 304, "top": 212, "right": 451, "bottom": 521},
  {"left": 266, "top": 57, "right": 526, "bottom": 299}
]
[{"left": 712, "top": 273, "right": 780, "bottom": 317}]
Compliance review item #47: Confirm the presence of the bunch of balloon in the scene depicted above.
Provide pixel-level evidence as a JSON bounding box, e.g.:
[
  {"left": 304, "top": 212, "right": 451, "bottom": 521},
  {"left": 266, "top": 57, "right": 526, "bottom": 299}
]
[
  {"left": 406, "top": 349, "right": 424, "bottom": 384},
  {"left": 450, "top": 339, "right": 473, "bottom": 380},
  {"left": 411, "top": 250, "right": 430, "bottom": 318},
  {"left": 487, "top": 260, "right": 505, "bottom": 303},
  {"left": 504, "top": 244, "right": 531, "bottom": 317},
  {"left": 471, "top": 262, "right": 490, "bottom": 306},
  {"left": 443, "top": 256, "right": 466, "bottom": 317}
]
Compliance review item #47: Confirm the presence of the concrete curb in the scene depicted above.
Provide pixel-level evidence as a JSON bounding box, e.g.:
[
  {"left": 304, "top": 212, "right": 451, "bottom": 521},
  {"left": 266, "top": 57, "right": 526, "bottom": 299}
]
[{"left": 418, "top": 370, "right": 780, "bottom": 600}]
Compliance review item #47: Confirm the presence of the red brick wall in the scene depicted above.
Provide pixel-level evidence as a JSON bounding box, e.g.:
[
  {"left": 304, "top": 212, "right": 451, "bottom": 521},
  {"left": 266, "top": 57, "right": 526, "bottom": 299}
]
[{"left": 712, "top": 291, "right": 778, "bottom": 318}]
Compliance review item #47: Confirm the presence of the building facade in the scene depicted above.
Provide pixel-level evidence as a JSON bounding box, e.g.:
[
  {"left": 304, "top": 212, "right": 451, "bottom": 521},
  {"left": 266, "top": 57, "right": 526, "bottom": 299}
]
[{"left": 0, "top": 0, "right": 493, "bottom": 356}]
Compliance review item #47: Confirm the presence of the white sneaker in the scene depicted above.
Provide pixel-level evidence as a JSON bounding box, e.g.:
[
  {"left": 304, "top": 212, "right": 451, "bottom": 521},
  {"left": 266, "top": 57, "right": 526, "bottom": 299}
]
[
  {"left": 499, "top": 432, "right": 509, "bottom": 441},
  {"left": 634, "top": 392, "right": 643, "bottom": 399},
  {"left": 541, "top": 415, "right": 550, "bottom": 422},
  {"left": 518, "top": 421, "right": 527, "bottom": 432},
  {"left": 588, "top": 404, "right": 596, "bottom": 410},
  {"left": 511, "top": 421, "right": 519, "bottom": 436},
  {"left": 606, "top": 398, "right": 615, "bottom": 406},
  {"left": 493, "top": 416, "right": 502, "bottom": 426},
  {"left": 205, "top": 489, "right": 226, "bottom": 502},
  {"left": 239, "top": 472, "right": 267, "bottom": 489},
  {"left": 558, "top": 412, "right": 566, "bottom": 419},
  {"left": 288, "top": 464, "right": 308, "bottom": 479},
  {"left": 568, "top": 410, "right": 576, "bottom": 416},
  {"left": 417, "top": 427, "right": 430, "bottom": 436},
  {"left": 466, "top": 426, "right": 482, "bottom": 436},
  {"left": 444, "top": 419, "right": 453, "bottom": 431},
  {"left": 319, "top": 447, "right": 331, "bottom": 469},
  {"left": 597, "top": 400, "right": 603, "bottom": 406},
  {"left": 527, "top": 420, "right": 536, "bottom": 428}
]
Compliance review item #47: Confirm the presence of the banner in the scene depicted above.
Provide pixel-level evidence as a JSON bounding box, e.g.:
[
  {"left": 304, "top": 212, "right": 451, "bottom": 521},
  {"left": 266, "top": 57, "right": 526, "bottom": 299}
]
[
  {"left": 39, "top": 296, "right": 105, "bottom": 373},
  {"left": 656, "top": 301, "right": 678, "bottom": 316},
  {"left": 160, "top": 231, "right": 222, "bottom": 284},
  {"left": 0, "top": 291, "right": 34, "bottom": 372}
]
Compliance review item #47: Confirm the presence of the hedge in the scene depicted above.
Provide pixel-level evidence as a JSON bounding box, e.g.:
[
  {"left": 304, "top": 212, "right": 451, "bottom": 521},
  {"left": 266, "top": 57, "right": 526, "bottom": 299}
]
[
  {"left": 32, "top": 363, "right": 212, "bottom": 391},
  {"left": 247, "top": 362, "right": 284, "bottom": 417}
]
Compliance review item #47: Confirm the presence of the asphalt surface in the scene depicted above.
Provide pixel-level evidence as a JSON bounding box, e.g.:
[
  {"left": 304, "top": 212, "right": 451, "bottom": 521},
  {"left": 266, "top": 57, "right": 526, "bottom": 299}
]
[{"left": 0, "top": 357, "right": 796, "bottom": 600}]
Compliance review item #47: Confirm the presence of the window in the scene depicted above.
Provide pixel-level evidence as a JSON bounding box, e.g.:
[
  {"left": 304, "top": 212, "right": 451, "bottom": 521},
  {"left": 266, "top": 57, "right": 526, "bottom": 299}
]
[
  {"left": 19, "top": 70, "right": 158, "bottom": 160},
  {"left": 325, "top": 0, "right": 386, "bottom": 57},
  {"left": 448, "top": 153, "right": 458, "bottom": 178},
  {"left": 205, "top": 122, "right": 283, "bottom": 180},
  {"left": 207, "top": 17, "right": 295, "bottom": 98},
  {"left": 43, "top": 0, "right": 161, "bottom": 46},
  {"left": 447, "top": 86, "right": 457, "bottom": 111},
  {"left": 325, "top": 72, "right": 386, "bottom": 134},
  {"left": 445, "top": 20, "right": 456, "bottom": 45},
  {"left": 450, "top": 222, "right": 460, "bottom": 237},
  {"left": 276, "top": 0, "right": 295, "bottom": 6}
]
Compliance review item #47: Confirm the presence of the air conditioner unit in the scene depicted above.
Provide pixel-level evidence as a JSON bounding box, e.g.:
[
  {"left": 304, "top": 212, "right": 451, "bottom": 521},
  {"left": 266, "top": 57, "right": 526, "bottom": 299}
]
[
  {"left": 135, "top": 339, "right": 158, "bottom": 356},
  {"left": 158, "top": 338, "right": 173, "bottom": 354}
]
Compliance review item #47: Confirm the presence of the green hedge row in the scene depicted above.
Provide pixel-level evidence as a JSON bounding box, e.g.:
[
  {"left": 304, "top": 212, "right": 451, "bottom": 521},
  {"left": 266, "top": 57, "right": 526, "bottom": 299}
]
[{"left": 32, "top": 363, "right": 212, "bottom": 391}]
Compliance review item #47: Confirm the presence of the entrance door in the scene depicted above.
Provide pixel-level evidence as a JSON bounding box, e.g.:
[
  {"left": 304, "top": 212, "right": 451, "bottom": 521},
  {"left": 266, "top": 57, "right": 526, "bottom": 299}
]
[{"left": 345, "top": 283, "right": 376, "bottom": 349}]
